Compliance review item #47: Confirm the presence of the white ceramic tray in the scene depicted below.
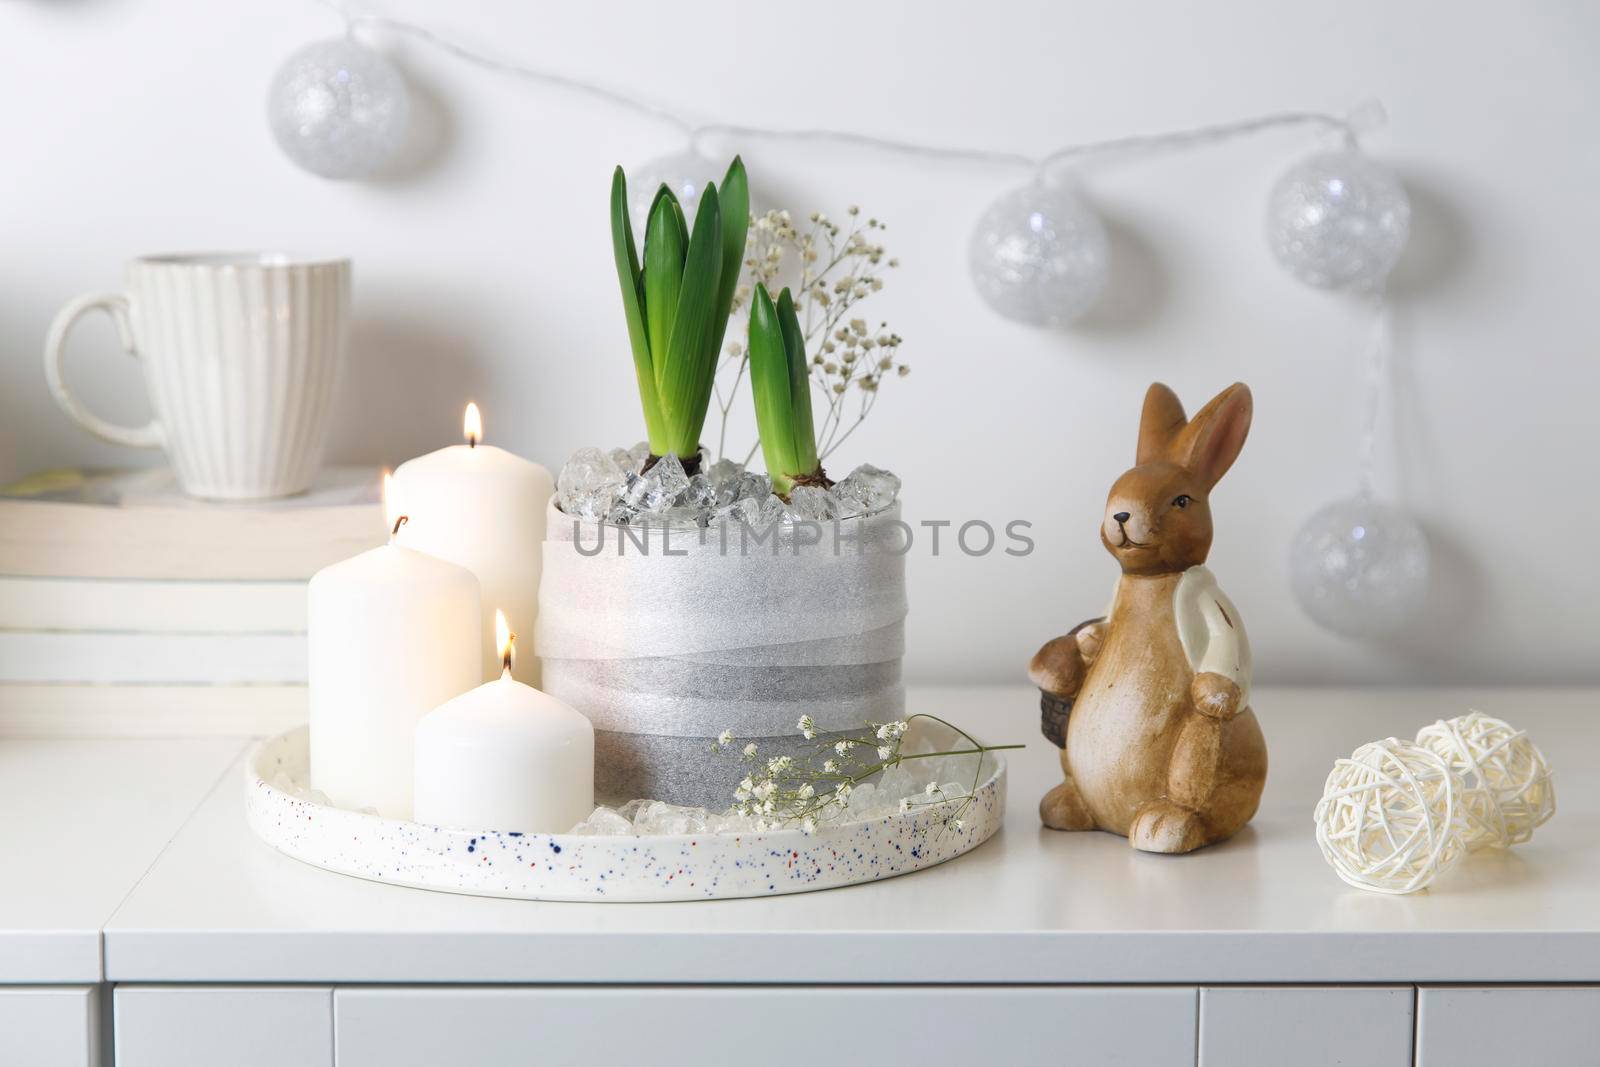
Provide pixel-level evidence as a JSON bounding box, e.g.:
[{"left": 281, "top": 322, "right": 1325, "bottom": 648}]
[{"left": 245, "top": 726, "right": 1006, "bottom": 902}]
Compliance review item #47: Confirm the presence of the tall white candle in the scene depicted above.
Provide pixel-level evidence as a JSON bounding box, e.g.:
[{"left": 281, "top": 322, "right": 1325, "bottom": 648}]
[
  {"left": 414, "top": 610, "right": 595, "bottom": 834},
  {"left": 393, "top": 403, "right": 554, "bottom": 685},
  {"left": 308, "top": 476, "right": 481, "bottom": 819}
]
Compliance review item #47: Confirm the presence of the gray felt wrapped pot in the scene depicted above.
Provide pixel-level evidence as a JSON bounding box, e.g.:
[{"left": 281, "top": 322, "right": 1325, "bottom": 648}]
[{"left": 535, "top": 498, "right": 907, "bottom": 808}]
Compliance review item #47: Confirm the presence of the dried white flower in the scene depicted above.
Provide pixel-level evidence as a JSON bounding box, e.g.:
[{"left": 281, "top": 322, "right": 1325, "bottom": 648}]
[
  {"left": 715, "top": 714, "right": 1012, "bottom": 837},
  {"left": 717, "top": 730, "right": 734, "bottom": 747},
  {"left": 742, "top": 742, "right": 759, "bottom": 759},
  {"left": 797, "top": 714, "right": 816, "bottom": 740}
]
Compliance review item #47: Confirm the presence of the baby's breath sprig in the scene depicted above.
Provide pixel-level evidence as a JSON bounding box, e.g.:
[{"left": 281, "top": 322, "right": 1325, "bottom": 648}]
[
  {"left": 713, "top": 205, "right": 908, "bottom": 463},
  {"left": 711, "top": 714, "right": 1022, "bottom": 834}
]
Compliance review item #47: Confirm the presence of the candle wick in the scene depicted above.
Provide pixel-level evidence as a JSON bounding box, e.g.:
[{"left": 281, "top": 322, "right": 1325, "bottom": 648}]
[
  {"left": 468, "top": 434, "right": 478, "bottom": 449},
  {"left": 391, "top": 514, "right": 409, "bottom": 540},
  {"left": 502, "top": 633, "right": 515, "bottom": 675}
]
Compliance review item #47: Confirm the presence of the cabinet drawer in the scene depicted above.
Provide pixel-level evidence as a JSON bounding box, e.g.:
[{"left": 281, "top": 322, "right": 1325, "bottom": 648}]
[
  {"left": 0, "top": 986, "right": 101, "bottom": 1067},
  {"left": 1417, "top": 986, "right": 1600, "bottom": 1066},
  {"left": 114, "top": 986, "right": 332, "bottom": 1067},
  {"left": 336, "top": 986, "right": 1198, "bottom": 1067},
  {"left": 1201, "top": 986, "right": 1413, "bottom": 1067}
]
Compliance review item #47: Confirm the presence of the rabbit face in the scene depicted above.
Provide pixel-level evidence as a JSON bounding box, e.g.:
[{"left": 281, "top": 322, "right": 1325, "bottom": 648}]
[
  {"left": 1101, "top": 461, "right": 1214, "bottom": 575},
  {"left": 1102, "top": 382, "right": 1253, "bottom": 576}
]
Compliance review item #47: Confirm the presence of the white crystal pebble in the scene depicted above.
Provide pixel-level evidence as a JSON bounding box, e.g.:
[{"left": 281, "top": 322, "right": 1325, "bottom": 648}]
[
  {"left": 622, "top": 454, "right": 689, "bottom": 514},
  {"left": 570, "top": 806, "right": 632, "bottom": 835},
  {"left": 786, "top": 484, "right": 837, "bottom": 520},
  {"left": 834, "top": 464, "right": 901, "bottom": 516},
  {"left": 557, "top": 447, "right": 627, "bottom": 519}
]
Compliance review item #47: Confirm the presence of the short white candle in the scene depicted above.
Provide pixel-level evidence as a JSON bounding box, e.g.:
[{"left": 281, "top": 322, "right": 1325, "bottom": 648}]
[
  {"left": 393, "top": 403, "right": 554, "bottom": 686},
  {"left": 308, "top": 476, "right": 481, "bottom": 819},
  {"left": 414, "top": 610, "right": 595, "bottom": 834}
]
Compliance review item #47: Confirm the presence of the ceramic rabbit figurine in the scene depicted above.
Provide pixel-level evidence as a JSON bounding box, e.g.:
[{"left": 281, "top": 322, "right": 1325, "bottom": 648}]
[{"left": 1030, "top": 382, "right": 1267, "bottom": 854}]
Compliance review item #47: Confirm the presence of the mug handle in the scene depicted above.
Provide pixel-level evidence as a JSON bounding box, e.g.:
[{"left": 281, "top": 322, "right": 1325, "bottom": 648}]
[{"left": 43, "top": 292, "right": 163, "bottom": 448}]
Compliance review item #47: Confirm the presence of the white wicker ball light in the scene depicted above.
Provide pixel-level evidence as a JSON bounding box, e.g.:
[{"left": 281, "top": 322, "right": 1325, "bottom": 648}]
[
  {"left": 968, "top": 182, "right": 1110, "bottom": 327},
  {"left": 1414, "top": 711, "right": 1555, "bottom": 850},
  {"left": 268, "top": 37, "right": 411, "bottom": 180},
  {"left": 1314, "top": 737, "right": 1467, "bottom": 894}
]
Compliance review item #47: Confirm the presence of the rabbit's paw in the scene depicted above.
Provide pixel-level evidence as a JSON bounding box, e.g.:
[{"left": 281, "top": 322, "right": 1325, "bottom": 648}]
[
  {"left": 1029, "top": 635, "right": 1086, "bottom": 699},
  {"left": 1191, "top": 672, "right": 1242, "bottom": 720},
  {"left": 1129, "top": 799, "right": 1207, "bottom": 854},
  {"left": 1040, "top": 779, "right": 1095, "bottom": 831}
]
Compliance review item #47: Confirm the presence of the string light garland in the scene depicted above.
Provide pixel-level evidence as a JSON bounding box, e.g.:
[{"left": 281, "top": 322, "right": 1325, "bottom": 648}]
[
  {"left": 1289, "top": 291, "right": 1432, "bottom": 639},
  {"left": 274, "top": 3, "right": 1402, "bottom": 322}
]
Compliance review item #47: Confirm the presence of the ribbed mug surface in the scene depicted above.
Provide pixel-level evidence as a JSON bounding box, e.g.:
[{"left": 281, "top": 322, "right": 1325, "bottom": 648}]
[{"left": 126, "top": 253, "right": 349, "bottom": 500}]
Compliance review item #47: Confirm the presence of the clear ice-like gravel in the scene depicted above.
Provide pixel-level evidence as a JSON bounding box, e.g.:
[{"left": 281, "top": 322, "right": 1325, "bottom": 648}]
[
  {"left": 568, "top": 734, "right": 982, "bottom": 837},
  {"left": 556, "top": 445, "right": 900, "bottom": 528}
]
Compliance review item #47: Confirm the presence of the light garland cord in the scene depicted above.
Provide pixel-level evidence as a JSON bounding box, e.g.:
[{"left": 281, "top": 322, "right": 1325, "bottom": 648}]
[
  {"left": 1356, "top": 291, "right": 1393, "bottom": 498},
  {"left": 316, "top": 0, "right": 1374, "bottom": 179}
]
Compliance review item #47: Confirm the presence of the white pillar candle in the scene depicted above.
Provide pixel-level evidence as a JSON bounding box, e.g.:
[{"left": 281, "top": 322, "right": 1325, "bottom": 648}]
[
  {"left": 414, "top": 610, "right": 595, "bottom": 834},
  {"left": 309, "top": 477, "right": 481, "bottom": 819},
  {"left": 393, "top": 403, "right": 554, "bottom": 686}
]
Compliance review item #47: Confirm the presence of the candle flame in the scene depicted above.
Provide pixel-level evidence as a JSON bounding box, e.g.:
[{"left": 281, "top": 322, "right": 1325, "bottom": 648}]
[
  {"left": 495, "top": 608, "right": 514, "bottom": 674},
  {"left": 463, "top": 402, "right": 482, "bottom": 448}
]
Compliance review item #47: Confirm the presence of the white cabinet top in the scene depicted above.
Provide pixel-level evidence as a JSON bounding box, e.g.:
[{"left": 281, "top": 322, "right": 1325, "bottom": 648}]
[
  {"left": 0, "top": 737, "right": 245, "bottom": 982},
  {"left": 97, "top": 686, "right": 1600, "bottom": 985}
]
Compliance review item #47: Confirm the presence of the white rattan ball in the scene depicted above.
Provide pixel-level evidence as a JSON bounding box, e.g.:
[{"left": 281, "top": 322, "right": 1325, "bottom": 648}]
[
  {"left": 1314, "top": 737, "right": 1467, "bottom": 894},
  {"left": 1414, "top": 712, "right": 1555, "bottom": 850}
]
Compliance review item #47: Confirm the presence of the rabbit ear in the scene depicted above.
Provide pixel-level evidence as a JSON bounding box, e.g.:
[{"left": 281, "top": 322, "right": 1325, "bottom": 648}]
[
  {"left": 1172, "top": 383, "right": 1252, "bottom": 488},
  {"left": 1137, "top": 383, "right": 1188, "bottom": 464}
]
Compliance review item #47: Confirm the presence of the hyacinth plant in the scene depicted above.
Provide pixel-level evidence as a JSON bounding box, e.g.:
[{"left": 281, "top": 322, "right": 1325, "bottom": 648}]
[
  {"left": 610, "top": 156, "right": 749, "bottom": 474},
  {"left": 714, "top": 206, "right": 907, "bottom": 465},
  {"left": 746, "top": 283, "right": 824, "bottom": 497},
  {"left": 713, "top": 715, "right": 1022, "bottom": 835}
]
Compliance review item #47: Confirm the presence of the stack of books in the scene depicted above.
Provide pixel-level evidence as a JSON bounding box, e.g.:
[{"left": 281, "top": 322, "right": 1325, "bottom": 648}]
[{"left": 0, "top": 467, "right": 384, "bottom": 736}]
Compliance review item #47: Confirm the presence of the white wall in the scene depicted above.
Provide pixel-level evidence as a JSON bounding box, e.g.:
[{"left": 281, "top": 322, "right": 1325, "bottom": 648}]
[{"left": 3, "top": 0, "right": 1596, "bottom": 685}]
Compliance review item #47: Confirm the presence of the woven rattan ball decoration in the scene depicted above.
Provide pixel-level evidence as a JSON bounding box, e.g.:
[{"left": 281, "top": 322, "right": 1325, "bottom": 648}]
[
  {"left": 1314, "top": 738, "right": 1467, "bottom": 894},
  {"left": 1414, "top": 712, "right": 1555, "bottom": 850}
]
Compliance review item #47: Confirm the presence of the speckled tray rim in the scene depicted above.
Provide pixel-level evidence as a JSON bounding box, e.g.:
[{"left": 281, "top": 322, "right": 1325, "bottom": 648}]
[{"left": 244, "top": 727, "right": 1006, "bottom": 902}]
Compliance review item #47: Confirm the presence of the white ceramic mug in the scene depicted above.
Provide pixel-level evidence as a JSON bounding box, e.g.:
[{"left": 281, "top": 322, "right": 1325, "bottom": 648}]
[{"left": 44, "top": 253, "right": 350, "bottom": 500}]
